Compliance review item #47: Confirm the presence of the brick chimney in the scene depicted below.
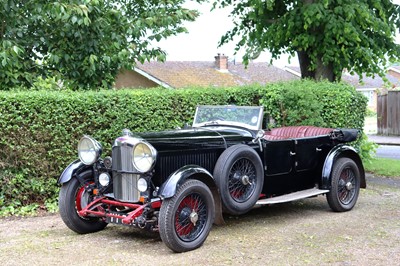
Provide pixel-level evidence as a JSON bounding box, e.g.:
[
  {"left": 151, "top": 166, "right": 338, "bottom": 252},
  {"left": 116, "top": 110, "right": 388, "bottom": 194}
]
[{"left": 214, "top": 53, "right": 228, "bottom": 72}]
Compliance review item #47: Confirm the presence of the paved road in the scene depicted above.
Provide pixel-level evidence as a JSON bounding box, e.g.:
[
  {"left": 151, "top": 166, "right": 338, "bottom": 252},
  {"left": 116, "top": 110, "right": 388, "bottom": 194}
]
[{"left": 376, "top": 145, "right": 400, "bottom": 160}]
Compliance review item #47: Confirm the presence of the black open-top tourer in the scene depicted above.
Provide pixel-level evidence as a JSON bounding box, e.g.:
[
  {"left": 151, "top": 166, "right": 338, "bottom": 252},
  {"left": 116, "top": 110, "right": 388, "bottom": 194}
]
[{"left": 58, "top": 105, "right": 365, "bottom": 252}]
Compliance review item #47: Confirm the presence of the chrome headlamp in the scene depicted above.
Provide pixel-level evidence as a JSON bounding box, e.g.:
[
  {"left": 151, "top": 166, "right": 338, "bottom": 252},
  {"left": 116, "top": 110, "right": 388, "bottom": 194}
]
[
  {"left": 78, "top": 136, "right": 102, "bottom": 165},
  {"left": 98, "top": 172, "right": 110, "bottom": 187},
  {"left": 132, "top": 141, "right": 157, "bottom": 173}
]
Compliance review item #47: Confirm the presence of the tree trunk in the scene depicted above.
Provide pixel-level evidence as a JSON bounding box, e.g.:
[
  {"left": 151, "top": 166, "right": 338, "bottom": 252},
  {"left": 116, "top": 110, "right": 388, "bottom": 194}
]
[
  {"left": 297, "top": 0, "right": 341, "bottom": 82},
  {"left": 315, "top": 58, "right": 335, "bottom": 82},
  {"left": 297, "top": 51, "right": 315, "bottom": 79},
  {"left": 297, "top": 51, "right": 341, "bottom": 82}
]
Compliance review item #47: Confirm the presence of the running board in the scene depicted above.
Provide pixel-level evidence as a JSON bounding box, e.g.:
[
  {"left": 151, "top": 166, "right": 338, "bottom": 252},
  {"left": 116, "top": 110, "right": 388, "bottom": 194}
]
[{"left": 256, "top": 188, "right": 330, "bottom": 205}]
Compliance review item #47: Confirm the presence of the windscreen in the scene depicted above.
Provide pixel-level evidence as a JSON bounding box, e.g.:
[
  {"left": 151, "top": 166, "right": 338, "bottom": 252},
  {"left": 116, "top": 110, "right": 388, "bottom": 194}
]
[{"left": 192, "top": 105, "right": 263, "bottom": 130}]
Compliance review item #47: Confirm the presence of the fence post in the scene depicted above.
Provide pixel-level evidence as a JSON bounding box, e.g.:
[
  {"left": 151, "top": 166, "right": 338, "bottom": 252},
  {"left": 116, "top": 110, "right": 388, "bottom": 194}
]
[
  {"left": 377, "top": 93, "right": 387, "bottom": 135},
  {"left": 387, "top": 91, "right": 400, "bottom": 135},
  {"left": 377, "top": 90, "right": 400, "bottom": 136}
]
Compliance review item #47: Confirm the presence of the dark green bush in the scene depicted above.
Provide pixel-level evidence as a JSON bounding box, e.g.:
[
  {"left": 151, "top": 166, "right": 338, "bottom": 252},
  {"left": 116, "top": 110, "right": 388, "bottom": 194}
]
[
  {"left": 260, "top": 80, "right": 367, "bottom": 129},
  {"left": 0, "top": 80, "right": 367, "bottom": 215}
]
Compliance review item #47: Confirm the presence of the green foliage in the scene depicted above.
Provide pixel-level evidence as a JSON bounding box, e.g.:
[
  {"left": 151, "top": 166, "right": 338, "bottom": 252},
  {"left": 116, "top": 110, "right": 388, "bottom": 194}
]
[
  {"left": 31, "top": 77, "right": 63, "bottom": 90},
  {"left": 260, "top": 79, "right": 367, "bottom": 129},
  {"left": 364, "top": 157, "right": 400, "bottom": 178},
  {"left": 0, "top": 0, "right": 200, "bottom": 89},
  {"left": 44, "top": 198, "right": 59, "bottom": 214},
  {"left": 215, "top": 0, "right": 400, "bottom": 81},
  {"left": 0, "top": 203, "right": 40, "bottom": 216},
  {"left": 357, "top": 133, "right": 378, "bottom": 163},
  {"left": 366, "top": 108, "right": 377, "bottom": 117},
  {"left": 0, "top": 80, "right": 367, "bottom": 215},
  {"left": 260, "top": 81, "right": 324, "bottom": 127}
]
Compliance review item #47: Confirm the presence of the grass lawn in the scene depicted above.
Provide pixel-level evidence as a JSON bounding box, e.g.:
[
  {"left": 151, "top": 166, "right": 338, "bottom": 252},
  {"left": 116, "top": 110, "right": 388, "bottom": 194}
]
[{"left": 364, "top": 157, "right": 400, "bottom": 178}]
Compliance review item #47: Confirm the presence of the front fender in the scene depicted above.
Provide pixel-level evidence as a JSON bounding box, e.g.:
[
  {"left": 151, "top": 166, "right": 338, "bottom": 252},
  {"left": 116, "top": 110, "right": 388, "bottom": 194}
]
[
  {"left": 159, "top": 165, "right": 214, "bottom": 199},
  {"left": 58, "top": 159, "right": 90, "bottom": 184},
  {"left": 321, "top": 145, "right": 366, "bottom": 189}
]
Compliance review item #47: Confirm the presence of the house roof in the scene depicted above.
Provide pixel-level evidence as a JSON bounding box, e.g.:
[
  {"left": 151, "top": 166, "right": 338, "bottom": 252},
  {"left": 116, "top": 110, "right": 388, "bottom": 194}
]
[
  {"left": 284, "top": 66, "right": 400, "bottom": 89},
  {"left": 135, "top": 61, "right": 298, "bottom": 88},
  {"left": 343, "top": 73, "right": 385, "bottom": 89},
  {"left": 121, "top": 56, "right": 400, "bottom": 89},
  {"left": 389, "top": 66, "right": 400, "bottom": 73}
]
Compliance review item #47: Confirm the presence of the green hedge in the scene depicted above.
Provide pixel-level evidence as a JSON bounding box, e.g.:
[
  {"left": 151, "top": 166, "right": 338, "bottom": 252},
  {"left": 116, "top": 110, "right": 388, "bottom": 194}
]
[
  {"left": 261, "top": 81, "right": 367, "bottom": 129},
  {"left": 0, "top": 80, "right": 367, "bottom": 215}
]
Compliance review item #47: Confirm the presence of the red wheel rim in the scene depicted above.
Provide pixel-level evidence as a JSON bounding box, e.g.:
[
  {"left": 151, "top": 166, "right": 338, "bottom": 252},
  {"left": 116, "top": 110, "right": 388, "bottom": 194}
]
[
  {"left": 174, "top": 192, "right": 208, "bottom": 242},
  {"left": 75, "top": 182, "right": 93, "bottom": 213},
  {"left": 338, "top": 167, "right": 356, "bottom": 205}
]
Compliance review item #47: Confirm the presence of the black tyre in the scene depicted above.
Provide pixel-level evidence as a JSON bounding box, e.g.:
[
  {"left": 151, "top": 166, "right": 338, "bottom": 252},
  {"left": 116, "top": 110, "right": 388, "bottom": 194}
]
[
  {"left": 159, "top": 179, "right": 215, "bottom": 253},
  {"left": 213, "top": 144, "right": 264, "bottom": 215},
  {"left": 327, "top": 158, "right": 361, "bottom": 212},
  {"left": 59, "top": 171, "right": 107, "bottom": 234}
]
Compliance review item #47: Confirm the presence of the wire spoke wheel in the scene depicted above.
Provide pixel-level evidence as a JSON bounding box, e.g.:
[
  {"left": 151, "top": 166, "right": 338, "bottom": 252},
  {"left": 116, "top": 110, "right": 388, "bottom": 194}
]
[
  {"left": 159, "top": 180, "right": 215, "bottom": 253},
  {"left": 59, "top": 171, "right": 107, "bottom": 234},
  {"left": 175, "top": 192, "right": 207, "bottom": 242},
  {"left": 214, "top": 144, "right": 264, "bottom": 215},
  {"left": 337, "top": 167, "right": 356, "bottom": 205},
  {"left": 228, "top": 158, "right": 257, "bottom": 203},
  {"left": 327, "top": 158, "right": 360, "bottom": 212}
]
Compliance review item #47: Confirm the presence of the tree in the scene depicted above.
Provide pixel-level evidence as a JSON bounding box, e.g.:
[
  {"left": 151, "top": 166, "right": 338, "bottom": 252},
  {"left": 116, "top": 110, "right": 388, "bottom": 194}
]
[
  {"left": 0, "top": 0, "right": 199, "bottom": 89},
  {"left": 215, "top": 0, "right": 400, "bottom": 82}
]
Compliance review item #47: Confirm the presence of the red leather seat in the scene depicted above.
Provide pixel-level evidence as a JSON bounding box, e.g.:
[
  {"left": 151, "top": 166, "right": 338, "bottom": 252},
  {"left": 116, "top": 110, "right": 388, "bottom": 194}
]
[
  {"left": 269, "top": 126, "right": 308, "bottom": 138},
  {"left": 303, "top": 127, "right": 333, "bottom": 137},
  {"left": 263, "top": 126, "right": 333, "bottom": 141}
]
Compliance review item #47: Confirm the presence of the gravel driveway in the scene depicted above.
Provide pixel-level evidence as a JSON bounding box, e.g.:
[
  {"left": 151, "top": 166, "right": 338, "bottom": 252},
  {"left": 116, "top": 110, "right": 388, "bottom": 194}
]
[{"left": 1, "top": 175, "right": 399, "bottom": 265}]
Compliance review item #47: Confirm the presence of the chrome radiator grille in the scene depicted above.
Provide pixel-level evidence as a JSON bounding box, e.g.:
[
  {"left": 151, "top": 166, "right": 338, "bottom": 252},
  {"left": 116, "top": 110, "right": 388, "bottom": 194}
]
[{"left": 112, "top": 146, "right": 140, "bottom": 202}]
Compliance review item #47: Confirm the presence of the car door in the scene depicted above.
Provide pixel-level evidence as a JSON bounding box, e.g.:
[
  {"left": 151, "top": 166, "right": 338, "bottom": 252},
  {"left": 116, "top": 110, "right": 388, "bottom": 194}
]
[
  {"left": 294, "top": 136, "right": 330, "bottom": 172},
  {"left": 263, "top": 139, "right": 295, "bottom": 176}
]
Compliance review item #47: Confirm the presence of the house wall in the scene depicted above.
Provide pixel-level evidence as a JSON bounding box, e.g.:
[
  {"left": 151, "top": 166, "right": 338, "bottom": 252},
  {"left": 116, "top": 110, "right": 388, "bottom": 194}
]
[
  {"left": 114, "top": 69, "right": 159, "bottom": 89},
  {"left": 356, "top": 88, "right": 377, "bottom": 111}
]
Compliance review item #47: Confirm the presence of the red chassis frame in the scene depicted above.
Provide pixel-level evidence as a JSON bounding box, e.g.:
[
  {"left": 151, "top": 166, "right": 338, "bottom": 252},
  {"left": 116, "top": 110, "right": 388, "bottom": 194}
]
[{"left": 78, "top": 197, "right": 162, "bottom": 225}]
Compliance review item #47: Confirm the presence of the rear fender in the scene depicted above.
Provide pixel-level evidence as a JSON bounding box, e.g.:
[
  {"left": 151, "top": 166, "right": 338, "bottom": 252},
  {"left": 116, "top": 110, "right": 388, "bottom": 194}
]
[
  {"left": 58, "top": 159, "right": 92, "bottom": 184},
  {"left": 321, "top": 145, "right": 366, "bottom": 189},
  {"left": 159, "top": 164, "right": 224, "bottom": 225}
]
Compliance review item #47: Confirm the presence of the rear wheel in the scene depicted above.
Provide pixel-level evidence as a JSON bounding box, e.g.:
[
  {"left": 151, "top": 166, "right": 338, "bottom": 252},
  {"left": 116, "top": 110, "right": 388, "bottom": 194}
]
[
  {"left": 159, "top": 179, "right": 215, "bottom": 253},
  {"left": 327, "top": 158, "right": 360, "bottom": 212},
  {"left": 59, "top": 171, "right": 107, "bottom": 234},
  {"left": 214, "top": 144, "right": 264, "bottom": 215}
]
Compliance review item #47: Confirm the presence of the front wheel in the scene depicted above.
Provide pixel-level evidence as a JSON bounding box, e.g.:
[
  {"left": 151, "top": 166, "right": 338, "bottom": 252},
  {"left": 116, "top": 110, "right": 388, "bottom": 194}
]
[
  {"left": 59, "top": 171, "right": 107, "bottom": 234},
  {"left": 327, "top": 158, "right": 361, "bottom": 212},
  {"left": 159, "top": 179, "right": 215, "bottom": 253}
]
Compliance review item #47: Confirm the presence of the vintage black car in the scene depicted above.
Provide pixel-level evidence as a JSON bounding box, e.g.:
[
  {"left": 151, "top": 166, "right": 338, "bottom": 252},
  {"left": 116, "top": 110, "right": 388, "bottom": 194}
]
[{"left": 58, "top": 105, "right": 365, "bottom": 252}]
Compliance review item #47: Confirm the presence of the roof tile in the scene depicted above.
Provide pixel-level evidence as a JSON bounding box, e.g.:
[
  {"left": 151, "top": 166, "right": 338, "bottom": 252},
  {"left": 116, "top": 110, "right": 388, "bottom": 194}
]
[{"left": 136, "top": 61, "right": 298, "bottom": 88}]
